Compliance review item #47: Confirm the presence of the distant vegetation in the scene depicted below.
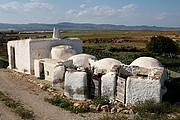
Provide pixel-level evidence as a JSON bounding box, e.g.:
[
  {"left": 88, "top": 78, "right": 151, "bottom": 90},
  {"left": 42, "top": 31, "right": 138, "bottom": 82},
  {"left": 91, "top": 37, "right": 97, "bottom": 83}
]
[
  {"left": 0, "top": 29, "right": 180, "bottom": 72},
  {"left": 146, "top": 36, "right": 179, "bottom": 54},
  {"left": 0, "top": 29, "right": 180, "bottom": 120}
]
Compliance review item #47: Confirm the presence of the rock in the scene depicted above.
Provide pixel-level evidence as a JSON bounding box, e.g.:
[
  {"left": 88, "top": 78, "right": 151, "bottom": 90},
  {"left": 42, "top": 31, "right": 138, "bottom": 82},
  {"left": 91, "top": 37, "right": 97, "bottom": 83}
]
[
  {"left": 96, "top": 104, "right": 101, "bottom": 111},
  {"left": 101, "top": 105, "right": 109, "bottom": 112},
  {"left": 73, "top": 102, "right": 82, "bottom": 108},
  {"left": 117, "top": 107, "right": 124, "bottom": 113},
  {"left": 122, "top": 109, "right": 129, "bottom": 114},
  {"left": 89, "top": 104, "right": 96, "bottom": 111},
  {"left": 129, "top": 109, "right": 134, "bottom": 114},
  {"left": 110, "top": 107, "right": 117, "bottom": 113},
  {"left": 39, "top": 84, "right": 44, "bottom": 89}
]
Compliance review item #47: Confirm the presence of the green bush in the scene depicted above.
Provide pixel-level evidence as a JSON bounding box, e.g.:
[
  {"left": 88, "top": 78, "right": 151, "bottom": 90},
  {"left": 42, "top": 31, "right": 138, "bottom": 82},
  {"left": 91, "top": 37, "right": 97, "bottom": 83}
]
[
  {"left": 92, "top": 96, "right": 109, "bottom": 106},
  {"left": 44, "top": 95, "right": 90, "bottom": 113},
  {"left": 41, "top": 84, "right": 51, "bottom": 91},
  {"left": 132, "top": 100, "right": 180, "bottom": 120},
  {"left": 146, "top": 36, "right": 179, "bottom": 54},
  {"left": 108, "top": 45, "right": 138, "bottom": 52}
]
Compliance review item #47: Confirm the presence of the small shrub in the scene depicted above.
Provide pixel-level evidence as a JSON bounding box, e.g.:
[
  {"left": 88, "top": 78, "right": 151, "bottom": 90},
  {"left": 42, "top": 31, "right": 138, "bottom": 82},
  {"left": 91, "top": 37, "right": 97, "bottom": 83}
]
[
  {"left": 146, "top": 36, "right": 179, "bottom": 54},
  {"left": 5, "top": 99, "right": 20, "bottom": 109},
  {"left": 133, "top": 100, "right": 178, "bottom": 114},
  {"left": 0, "top": 91, "right": 34, "bottom": 119},
  {"left": 108, "top": 45, "right": 138, "bottom": 52},
  {"left": 133, "top": 100, "right": 180, "bottom": 120},
  {"left": 92, "top": 96, "right": 109, "bottom": 106},
  {"left": 41, "top": 84, "right": 51, "bottom": 91},
  {"left": 15, "top": 107, "right": 34, "bottom": 119},
  {"left": 45, "top": 94, "right": 90, "bottom": 113},
  {"left": 98, "top": 115, "right": 128, "bottom": 120}
]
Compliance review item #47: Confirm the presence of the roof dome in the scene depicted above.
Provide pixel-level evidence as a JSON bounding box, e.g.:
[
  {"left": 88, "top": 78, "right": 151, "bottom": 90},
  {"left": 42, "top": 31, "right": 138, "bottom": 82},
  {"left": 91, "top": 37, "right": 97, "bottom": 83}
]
[
  {"left": 92, "top": 58, "right": 123, "bottom": 75},
  {"left": 68, "top": 54, "right": 97, "bottom": 68},
  {"left": 130, "top": 57, "right": 163, "bottom": 68},
  {"left": 51, "top": 45, "right": 77, "bottom": 60}
]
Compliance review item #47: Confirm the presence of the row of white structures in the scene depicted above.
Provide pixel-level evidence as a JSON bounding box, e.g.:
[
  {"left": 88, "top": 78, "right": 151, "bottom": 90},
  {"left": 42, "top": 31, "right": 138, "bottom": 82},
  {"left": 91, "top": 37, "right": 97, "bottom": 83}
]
[{"left": 7, "top": 29, "right": 168, "bottom": 105}]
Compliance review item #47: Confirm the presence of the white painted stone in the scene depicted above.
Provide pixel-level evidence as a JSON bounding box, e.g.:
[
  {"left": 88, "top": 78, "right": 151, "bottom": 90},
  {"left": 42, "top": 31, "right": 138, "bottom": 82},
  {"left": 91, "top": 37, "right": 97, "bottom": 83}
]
[
  {"left": 101, "top": 72, "right": 117, "bottom": 102},
  {"left": 34, "top": 59, "right": 43, "bottom": 78},
  {"left": 44, "top": 59, "right": 65, "bottom": 83},
  {"left": 119, "top": 65, "right": 139, "bottom": 77},
  {"left": 68, "top": 54, "right": 97, "bottom": 69},
  {"left": 91, "top": 58, "right": 123, "bottom": 75},
  {"left": 51, "top": 45, "right": 77, "bottom": 61},
  {"left": 52, "top": 27, "right": 60, "bottom": 39},
  {"left": 130, "top": 57, "right": 163, "bottom": 68},
  {"left": 7, "top": 39, "right": 31, "bottom": 74},
  {"left": 125, "top": 76, "right": 165, "bottom": 106},
  {"left": 64, "top": 70, "right": 87, "bottom": 100}
]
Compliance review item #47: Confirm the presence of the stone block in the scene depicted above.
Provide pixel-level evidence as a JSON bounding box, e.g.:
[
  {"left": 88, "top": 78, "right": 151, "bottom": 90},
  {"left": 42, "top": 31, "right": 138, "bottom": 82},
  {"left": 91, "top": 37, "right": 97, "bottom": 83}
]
[
  {"left": 64, "top": 70, "right": 87, "bottom": 100},
  {"left": 116, "top": 77, "right": 126, "bottom": 103},
  {"left": 101, "top": 72, "right": 117, "bottom": 102},
  {"left": 125, "top": 76, "right": 162, "bottom": 106}
]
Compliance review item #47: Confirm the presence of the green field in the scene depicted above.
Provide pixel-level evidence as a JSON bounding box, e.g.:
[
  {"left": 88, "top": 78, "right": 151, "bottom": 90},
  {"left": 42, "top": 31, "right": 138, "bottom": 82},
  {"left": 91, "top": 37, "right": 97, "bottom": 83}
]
[{"left": 1, "top": 29, "right": 180, "bottom": 72}]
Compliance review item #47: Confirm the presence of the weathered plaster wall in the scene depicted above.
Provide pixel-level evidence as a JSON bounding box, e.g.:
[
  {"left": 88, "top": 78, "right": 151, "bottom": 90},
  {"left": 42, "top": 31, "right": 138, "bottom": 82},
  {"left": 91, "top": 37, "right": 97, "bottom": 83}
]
[
  {"left": 29, "top": 38, "right": 82, "bottom": 74},
  {"left": 60, "top": 38, "right": 83, "bottom": 54},
  {"left": 101, "top": 72, "right": 117, "bottom": 102},
  {"left": 44, "top": 61, "right": 65, "bottom": 83},
  {"left": 125, "top": 76, "right": 161, "bottom": 105},
  {"left": 64, "top": 70, "right": 87, "bottom": 100},
  {"left": 7, "top": 39, "right": 31, "bottom": 74}
]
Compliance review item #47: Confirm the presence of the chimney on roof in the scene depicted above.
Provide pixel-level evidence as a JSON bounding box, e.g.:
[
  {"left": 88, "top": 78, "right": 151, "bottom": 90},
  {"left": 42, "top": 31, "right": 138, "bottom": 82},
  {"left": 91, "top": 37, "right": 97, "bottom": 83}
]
[{"left": 52, "top": 27, "right": 60, "bottom": 39}]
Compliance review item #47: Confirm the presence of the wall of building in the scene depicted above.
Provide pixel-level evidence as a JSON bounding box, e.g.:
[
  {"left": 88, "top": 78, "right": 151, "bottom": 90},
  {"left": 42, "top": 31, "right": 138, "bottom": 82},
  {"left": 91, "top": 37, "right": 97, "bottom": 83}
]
[
  {"left": 29, "top": 38, "right": 82, "bottom": 74},
  {"left": 7, "top": 39, "right": 31, "bottom": 74},
  {"left": 125, "top": 76, "right": 161, "bottom": 105}
]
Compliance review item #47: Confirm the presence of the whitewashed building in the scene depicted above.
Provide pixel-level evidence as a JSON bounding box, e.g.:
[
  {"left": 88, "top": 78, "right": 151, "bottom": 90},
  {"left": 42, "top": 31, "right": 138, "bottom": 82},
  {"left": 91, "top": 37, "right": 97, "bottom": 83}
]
[
  {"left": 7, "top": 29, "right": 168, "bottom": 105},
  {"left": 7, "top": 28, "right": 82, "bottom": 74}
]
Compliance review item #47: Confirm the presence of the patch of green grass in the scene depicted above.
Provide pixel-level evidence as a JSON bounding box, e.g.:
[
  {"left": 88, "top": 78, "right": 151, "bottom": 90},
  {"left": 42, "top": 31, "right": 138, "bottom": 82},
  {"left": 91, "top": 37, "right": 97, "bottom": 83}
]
[
  {"left": 0, "top": 91, "right": 34, "bottom": 119},
  {"left": 44, "top": 94, "right": 90, "bottom": 113},
  {"left": 0, "top": 44, "right": 8, "bottom": 61},
  {"left": 98, "top": 115, "right": 128, "bottom": 120},
  {"left": 41, "top": 84, "right": 51, "bottom": 91},
  {"left": 132, "top": 100, "right": 180, "bottom": 120},
  {"left": 92, "top": 96, "right": 109, "bottom": 106}
]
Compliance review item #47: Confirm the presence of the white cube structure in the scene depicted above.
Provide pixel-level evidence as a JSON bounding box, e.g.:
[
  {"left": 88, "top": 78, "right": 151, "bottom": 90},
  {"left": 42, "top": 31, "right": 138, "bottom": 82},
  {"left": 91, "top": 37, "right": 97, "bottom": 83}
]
[
  {"left": 34, "top": 59, "right": 65, "bottom": 84},
  {"left": 64, "top": 70, "right": 87, "bottom": 100},
  {"left": 101, "top": 72, "right": 117, "bottom": 102},
  {"left": 125, "top": 76, "right": 161, "bottom": 105}
]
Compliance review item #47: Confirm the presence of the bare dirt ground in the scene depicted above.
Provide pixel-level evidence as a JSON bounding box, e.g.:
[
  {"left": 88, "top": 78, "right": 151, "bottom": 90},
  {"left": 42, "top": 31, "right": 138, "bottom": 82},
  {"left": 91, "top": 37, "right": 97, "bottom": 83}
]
[{"left": 0, "top": 69, "right": 105, "bottom": 120}]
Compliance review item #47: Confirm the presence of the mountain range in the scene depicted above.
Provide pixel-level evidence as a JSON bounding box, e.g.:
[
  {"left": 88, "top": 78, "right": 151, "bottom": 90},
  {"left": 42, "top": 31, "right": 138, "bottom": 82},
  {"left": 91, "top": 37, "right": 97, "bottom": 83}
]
[{"left": 0, "top": 22, "right": 180, "bottom": 31}]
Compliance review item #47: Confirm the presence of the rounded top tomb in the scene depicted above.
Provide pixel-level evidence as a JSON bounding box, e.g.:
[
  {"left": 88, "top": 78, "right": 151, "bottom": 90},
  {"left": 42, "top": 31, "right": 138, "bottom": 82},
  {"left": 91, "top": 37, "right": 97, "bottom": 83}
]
[
  {"left": 51, "top": 45, "right": 77, "bottom": 61},
  {"left": 68, "top": 54, "right": 97, "bottom": 68},
  {"left": 130, "top": 57, "right": 163, "bottom": 68}
]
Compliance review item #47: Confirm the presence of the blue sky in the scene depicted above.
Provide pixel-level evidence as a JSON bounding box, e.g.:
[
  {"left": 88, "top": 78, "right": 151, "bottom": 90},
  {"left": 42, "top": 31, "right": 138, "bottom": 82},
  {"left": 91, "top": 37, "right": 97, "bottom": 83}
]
[{"left": 0, "top": 0, "right": 180, "bottom": 27}]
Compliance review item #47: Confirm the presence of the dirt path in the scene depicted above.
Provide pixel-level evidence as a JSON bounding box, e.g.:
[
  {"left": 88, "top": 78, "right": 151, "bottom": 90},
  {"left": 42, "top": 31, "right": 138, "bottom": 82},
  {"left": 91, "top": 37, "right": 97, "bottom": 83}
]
[{"left": 0, "top": 69, "right": 104, "bottom": 120}]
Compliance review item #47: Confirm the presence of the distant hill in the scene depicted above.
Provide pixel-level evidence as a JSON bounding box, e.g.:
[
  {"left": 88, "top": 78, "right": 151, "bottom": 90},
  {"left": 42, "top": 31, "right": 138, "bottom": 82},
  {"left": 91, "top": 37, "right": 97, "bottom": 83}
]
[{"left": 0, "top": 22, "right": 180, "bottom": 31}]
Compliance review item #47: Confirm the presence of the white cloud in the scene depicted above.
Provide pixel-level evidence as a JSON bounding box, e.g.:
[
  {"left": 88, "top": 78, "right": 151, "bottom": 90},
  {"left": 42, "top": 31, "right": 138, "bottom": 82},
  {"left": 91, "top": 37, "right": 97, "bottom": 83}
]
[
  {"left": 23, "top": 1, "right": 53, "bottom": 11},
  {"left": 0, "top": 1, "right": 53, "bottom": 13},
  {"left": 0, "top": 2, "right": 20, "bottom": 12},
  {"left": 80, "top": 4, "right": 86, "bottom": 8},
  {"left": 154, "top": 12, "right": 170, "bottom": 20},
  {"left": 119, "top": 4, "right": 137, "bottom": 14},
  {"left": 66, "top": 3, "right": 137, "bottom": 18}
]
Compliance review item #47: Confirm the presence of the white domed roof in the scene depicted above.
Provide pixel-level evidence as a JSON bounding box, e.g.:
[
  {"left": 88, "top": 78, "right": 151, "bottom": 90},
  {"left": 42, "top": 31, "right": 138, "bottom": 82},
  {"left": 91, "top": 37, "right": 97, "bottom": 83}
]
[
  {"left": 51, "top": 45, "right": 77, "bottom": 60},
  {"left": 68, "top": 54, "right": 97, "bottom": 68},
  {"left": 93, "top": 58, "right": 123, "bottom": 75},
  {"left": 130, "top": 57, "right": 163, "bottom": 68}
]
